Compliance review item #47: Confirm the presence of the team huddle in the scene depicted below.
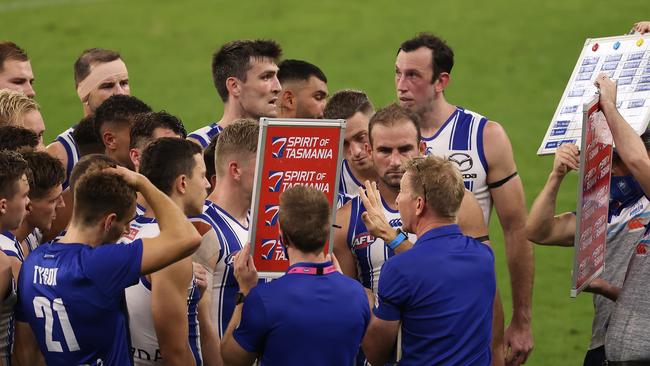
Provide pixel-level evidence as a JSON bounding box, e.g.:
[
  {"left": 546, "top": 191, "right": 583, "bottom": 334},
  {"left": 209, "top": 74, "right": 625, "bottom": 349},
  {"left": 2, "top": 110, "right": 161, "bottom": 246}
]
[{"left": 0, "top": 21, "right": 649, "bottom": 366}]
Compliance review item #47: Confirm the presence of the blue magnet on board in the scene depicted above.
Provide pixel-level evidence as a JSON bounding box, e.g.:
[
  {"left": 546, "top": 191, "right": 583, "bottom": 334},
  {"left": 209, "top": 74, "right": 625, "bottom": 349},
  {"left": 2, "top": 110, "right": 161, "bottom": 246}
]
[{"left": 613, "top": 41, "right": 620, "bottom": 50}]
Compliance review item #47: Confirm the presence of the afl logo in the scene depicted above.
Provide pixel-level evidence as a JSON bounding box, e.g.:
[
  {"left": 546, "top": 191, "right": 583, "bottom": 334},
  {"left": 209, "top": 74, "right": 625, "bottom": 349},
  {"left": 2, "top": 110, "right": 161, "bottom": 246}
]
[
  {"left": 224, "top": 250, "right": 241, "bottom": 266},
  {"left": 448, "top": 153, "right": 473, "bottom": 172}
]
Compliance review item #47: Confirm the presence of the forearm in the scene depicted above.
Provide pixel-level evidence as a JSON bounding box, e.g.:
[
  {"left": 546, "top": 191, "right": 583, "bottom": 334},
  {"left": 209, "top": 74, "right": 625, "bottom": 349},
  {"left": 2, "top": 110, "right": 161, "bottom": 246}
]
[
  {"left": 362, "top": 317, "right": 396, "bottom": 366},
  {"left": 199, "top": 288, "right": 223, "bottom": 366},
  {"left": 221, "top": 304, "right": 245, "bottom": 365},
  {"left": 504, "top": 226, "right": 534, "bottom": 323},
  {"left": 492, "top": 290, "right": 505, "bottom": 366},
  {"left": 527, "top": 172, "right": 564, "bottom": 243},
  {"left": 12, "top": 321, "right": 45, "bottom": 366}
]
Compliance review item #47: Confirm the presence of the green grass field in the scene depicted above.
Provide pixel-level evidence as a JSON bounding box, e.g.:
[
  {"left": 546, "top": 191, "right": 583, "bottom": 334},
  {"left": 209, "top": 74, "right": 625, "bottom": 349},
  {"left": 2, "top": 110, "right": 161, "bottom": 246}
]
[{"left": 2, "top": 0, "right": 648, "bottom": 364}]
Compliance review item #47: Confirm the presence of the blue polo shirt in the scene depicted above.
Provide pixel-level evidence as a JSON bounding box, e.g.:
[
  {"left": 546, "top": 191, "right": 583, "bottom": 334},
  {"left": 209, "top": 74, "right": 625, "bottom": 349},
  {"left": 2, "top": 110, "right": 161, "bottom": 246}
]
[
  {"left": 374, "top": 224, "right": 495, "bottom": 366},
  {"left": 233, "top": 261, "right": 370, "bottom": 366}
]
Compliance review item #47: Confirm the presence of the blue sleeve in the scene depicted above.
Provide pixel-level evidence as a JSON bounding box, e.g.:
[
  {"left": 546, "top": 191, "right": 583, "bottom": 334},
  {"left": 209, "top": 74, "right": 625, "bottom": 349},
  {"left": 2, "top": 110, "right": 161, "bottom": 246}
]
[
  {"left": 233, "top": 288, "right": 269, "bottom": 353},
  {"left": 82, "top": 239, "right": 143, "bottom": 297},
  {"left": 373, "top": 260, "right": 409, "bottom": 321}
]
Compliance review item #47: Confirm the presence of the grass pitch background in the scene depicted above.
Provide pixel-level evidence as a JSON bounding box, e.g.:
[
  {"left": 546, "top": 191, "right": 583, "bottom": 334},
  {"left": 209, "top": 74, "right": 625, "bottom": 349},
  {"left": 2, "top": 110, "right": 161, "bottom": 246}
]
[{"left": 2, "top": 0, "right": 648, "bottom": 363}]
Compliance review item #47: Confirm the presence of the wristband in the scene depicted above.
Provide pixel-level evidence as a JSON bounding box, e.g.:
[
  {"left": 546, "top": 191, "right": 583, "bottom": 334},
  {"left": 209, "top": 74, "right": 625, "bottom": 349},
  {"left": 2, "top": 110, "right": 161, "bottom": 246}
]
[
  {"left": 387, "top": 229, "right": 407, "bottom": 250},
  {"left": 235, "top": 292, "right": 246, "bottom": 305}
]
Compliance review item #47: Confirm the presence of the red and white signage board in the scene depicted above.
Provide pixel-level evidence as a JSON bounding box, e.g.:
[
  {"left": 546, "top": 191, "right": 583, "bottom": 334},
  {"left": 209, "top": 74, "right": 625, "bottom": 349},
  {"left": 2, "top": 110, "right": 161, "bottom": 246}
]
[
  {"left": 571, "top": 97, "right": 613, "bottom": 297},
  {"left": 249, "top": 118, "right": 345, "bottom": 278}
]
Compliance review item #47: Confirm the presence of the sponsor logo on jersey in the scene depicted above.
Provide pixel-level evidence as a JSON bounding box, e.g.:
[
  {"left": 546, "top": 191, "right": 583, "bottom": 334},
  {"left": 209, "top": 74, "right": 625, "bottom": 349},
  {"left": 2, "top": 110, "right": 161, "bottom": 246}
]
[
  {"left": 352, "top": 233, "right": 375, "bottom": 250},
  {"left": 123, "top": 226, "right": 140, "bottom": 241},
  {"left": 268, "top": 171, "right": 284, "bottom": 192},
  {"left": 388, "top": 218, "right": 403, "bottom": 227},
  {"left": 224, "top": 250, "right": 241, "bottom": 266},
  {"left": 271, "top": 137, "right": 287, "bottom": 158},
  {"left": 636, "top": 242, "right": 648, "bottom": 256},
  {"left": 448, "top": 152, "right": 473, "bottom": 172},
  {"left": 264, "top": 205, "right": 280, "bottom": 226}
]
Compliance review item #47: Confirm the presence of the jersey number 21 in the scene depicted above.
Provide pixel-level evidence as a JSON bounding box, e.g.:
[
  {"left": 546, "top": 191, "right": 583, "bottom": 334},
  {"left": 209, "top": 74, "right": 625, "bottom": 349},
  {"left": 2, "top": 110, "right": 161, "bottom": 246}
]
[{"left": 33, "top": 296, "right": 80, "bottom": 352}]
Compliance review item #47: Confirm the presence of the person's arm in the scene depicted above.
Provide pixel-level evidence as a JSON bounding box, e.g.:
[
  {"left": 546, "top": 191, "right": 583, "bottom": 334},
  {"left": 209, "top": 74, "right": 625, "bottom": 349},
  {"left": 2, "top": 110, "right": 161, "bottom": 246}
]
[
  {"left": 12, "top": 322, "right": 45, "bottom": 366},
  {"left": 109, "top": 166, "right": 201, "bottom": 274},
  {"left": 526, "top": 143, "right": 579, "bottom": 246},
  {"left": 584, "top": 278, "right": 620, "bottom": 301},
  {"left": 362, "top": 316, "right": 400, "bottom": 366},
  {"left": 596, "top": 74, "right": 650, "bottom": 196},
  {"left": 151, "top": 258, "right": 196, "bottom": 366},
  {"left": 197, "top": 282, "right": 223, "bottom": 366},
  {"left": 483, "top": 121, "right": 534, "bottom": 366},
  {"left": 221, "top": 244, "right": 258, "bottom": 366},
  {"left": 358, "top": 181, "right": 414, "bottom": 254},
  {"left": 333, "top": 202, "right": 360, "bottom": 278},
  {"left": 492, "top": 289, "right": 506, "bottom": 366},
  {"left": 633, "top": 21, "right": 650, "bottom": 34},
  {"left": 457, "top": 189, "right": 488, "bottom": 239}
]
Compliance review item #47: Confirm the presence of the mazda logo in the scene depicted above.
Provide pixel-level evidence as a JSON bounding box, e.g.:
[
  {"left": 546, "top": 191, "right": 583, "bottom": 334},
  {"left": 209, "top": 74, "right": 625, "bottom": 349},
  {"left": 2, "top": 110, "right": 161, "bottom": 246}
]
[{"left": 448, "top": 153, "right": 473, "bottom": 172}]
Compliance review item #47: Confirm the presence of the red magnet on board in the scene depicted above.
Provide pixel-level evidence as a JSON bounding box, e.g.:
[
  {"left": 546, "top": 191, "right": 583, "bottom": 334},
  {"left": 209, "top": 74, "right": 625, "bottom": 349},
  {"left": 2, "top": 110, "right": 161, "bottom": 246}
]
[{"left": 592, "top": 43, "right": 599, "bottom": 52}]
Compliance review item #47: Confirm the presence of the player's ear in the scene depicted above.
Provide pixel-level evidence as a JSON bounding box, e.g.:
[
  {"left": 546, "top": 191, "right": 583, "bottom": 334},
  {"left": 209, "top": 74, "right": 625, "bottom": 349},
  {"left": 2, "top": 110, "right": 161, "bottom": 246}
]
[
  {"left": 229, "top": 161, "right": 241, "bottom": 181},
  {"left": 129, "top": 148, "right": 140, "bottom": 171},
  {"left": 0, "top": 198, "right": 6, "bottom": 215},
  {"left": 103, "top": 130, "right": 116, "bottom": 151},
  {"left": 103, "top": 212, "right": 117, "bottom": 233},
  {"left": 226, "top": 77, "right": 241, "bottom": 98},
  {"left": 281, "top": 90, "right": 294, "bottom": 109},
  {"left": 177, "top": 175, "right": 188, "bottom": 194},
  {"left": 419, "top": 141, "right": 426, "bottom": 155},
  {"left": 435, "top": 72, "right": 450, "bottom": 93},
  {"left": 416, "top": 196, "right": 426, "bottom": 216}
]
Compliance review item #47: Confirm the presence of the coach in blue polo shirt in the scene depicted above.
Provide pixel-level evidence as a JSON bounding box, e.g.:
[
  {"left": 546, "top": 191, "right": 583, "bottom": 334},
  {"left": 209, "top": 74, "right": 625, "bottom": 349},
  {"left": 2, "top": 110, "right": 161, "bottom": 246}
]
[
  {"left": 363, "top": 155, "right": 496, "bottom": 365},
  {"left": 221, "top": 185, "right": 370, "bottom": 366}
]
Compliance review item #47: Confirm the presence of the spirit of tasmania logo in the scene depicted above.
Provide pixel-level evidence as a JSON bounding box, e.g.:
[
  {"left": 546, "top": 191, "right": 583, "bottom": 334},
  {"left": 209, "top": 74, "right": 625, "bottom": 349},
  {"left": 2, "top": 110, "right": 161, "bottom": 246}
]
[
  {"left": 268, "top": 171, "right": 284, "bottom": 192},
  {"left": 261, "top": 239, "right": 286, "bottom": 261},
  {"left": 271, "top": 137, "right": 287, "bottom": 158},
  {"left": 264, "top": 205, "right": 280, "bottom": 226}
]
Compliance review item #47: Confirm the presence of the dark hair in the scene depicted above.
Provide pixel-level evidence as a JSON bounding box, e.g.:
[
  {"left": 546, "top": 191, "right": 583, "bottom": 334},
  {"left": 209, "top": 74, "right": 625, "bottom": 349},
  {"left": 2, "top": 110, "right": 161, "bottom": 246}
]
[
  {"left": 211, "top": 39, "right": 282, "bottom": 102},
  {"left": 69, "top": 154, "right": 118, "bottom": 192},
  {"left": 73, "top": 171, "right": 135, "bottom": 225},
  {"left": 72, "top": 116, "right": 104, "bottom": 157},
  {"left": 94, "top": 94, "right": 152, "bottom": 140},
  {"left": 0, "top": 149, "right": 29, "bottom": 199},
  {"left": 139, "top": 137, "right": 202, "bottom": 195},
  {"left": 399, "top": 33, "right": 454, "bottom": 82},
  {"left": 323, "top": 89, "right": 374, "bottom": 120},
  {"left": 0, "top": 42, "right": 28, "bottom": 72},
  {"left": 129, "top": 111, "right": 187, "bottom": 150},
  {"left": 0, "top": 125, "right": 38, "bottom": 151},
  {"left": 204, "top": 134, "right": 218, "bottom": 183},
  {"left": 368, "top": 103, "right": 421, "bottom": 146},
  {"left": 277, "top": 59, "right": 327, "bottom": 84},
  {"left": 22, "top": 151, "right": 65, "bottom": 199},
  {"left": 279, "top": 185, "right": 330, "bottom": 254},
  {"left": 73, "top": 48, "right": 122, "bottom": 86}
]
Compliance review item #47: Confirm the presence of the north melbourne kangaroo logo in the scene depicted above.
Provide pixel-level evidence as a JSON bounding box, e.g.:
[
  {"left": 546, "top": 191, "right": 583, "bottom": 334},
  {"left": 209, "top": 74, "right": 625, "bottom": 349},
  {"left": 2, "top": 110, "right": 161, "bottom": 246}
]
[
  {"left": 271, "top": 137, "right": 288, "bottom": 158},
  {"left": 268, "top": 171, "right": 284, "bottom": 192},
  {"left": 448, "top": 153, "right": 473, "bottom": 172}
]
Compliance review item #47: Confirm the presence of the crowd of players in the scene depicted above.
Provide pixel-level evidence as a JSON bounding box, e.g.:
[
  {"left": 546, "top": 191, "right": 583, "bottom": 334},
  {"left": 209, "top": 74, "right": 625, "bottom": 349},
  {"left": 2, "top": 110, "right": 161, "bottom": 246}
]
[{"left": 0, "top": 20, "right": 649, "bottom": 366}]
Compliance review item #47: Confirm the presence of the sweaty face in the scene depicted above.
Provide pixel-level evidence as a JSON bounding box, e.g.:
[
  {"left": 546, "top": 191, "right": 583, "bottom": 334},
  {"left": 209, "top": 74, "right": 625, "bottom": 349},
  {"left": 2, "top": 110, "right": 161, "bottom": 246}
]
[
  {"left": 85, "top": 64, "right": 130, "bottom": 113},
  {"left": 27, "top": 185, "right": 64, "bottom": 232},
  {"left": 0, "top": 60, "right": 35, "bottom": 98},
  {"left": 19, "top": 109, "right": 45, "bottom": 147},
  {"left": 3, "top": 174, "right": 30, "bottom": 231},
  {"left": 184, "top": 154, "right": 210, "bottom": 216},
  {"left": 293, "top": 76, "right": 328, "bottom": 119},
  {"left": 238, "top": 58, "right": 281, "bottom": 119},
  {"left": 395, "top": 47, "right": 436, "bottom": 118},
  {"left": 344, "top": 111, "right": 373, "bottom": 171},
  {"left": 370, "top": 120, "right": 422, "bottom": 189}
]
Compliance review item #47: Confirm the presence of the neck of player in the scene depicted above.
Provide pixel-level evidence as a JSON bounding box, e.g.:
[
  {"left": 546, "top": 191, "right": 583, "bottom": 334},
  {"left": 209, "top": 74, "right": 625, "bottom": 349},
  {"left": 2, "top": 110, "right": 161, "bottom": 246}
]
[
  {"left": 377, "top": 179, "right": 399, "bottom": 211},
  {"left": 140, "top": 193, "right": 186, "bottom": 219},
  {"left": 207, "top": 180, "right": 250, "bottom": 225},
  {"left": 419, "top": 96, "right": 456, "bottom": 139}
]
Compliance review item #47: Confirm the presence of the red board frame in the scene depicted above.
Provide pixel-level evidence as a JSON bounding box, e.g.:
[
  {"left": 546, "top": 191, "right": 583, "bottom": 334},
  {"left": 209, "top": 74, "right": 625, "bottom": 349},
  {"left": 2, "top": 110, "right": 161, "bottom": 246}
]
[
  {"left": 248, "top": 118, "right": 345, "bottom": 278},
  {"left": 571, "top": 97, "right": 613, "bottom": 297}
]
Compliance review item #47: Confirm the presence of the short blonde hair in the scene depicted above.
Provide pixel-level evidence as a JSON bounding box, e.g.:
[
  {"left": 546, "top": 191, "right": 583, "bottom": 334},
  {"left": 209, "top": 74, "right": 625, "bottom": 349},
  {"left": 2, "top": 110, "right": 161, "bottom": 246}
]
[
  {"left": 405, "top": 155, "right": 465, "bottom": 219},
  {"left": 0, "top": 89, "right": 39, "bottom": 126},
  {"left": 214, "top": 119, "right": 259, "bottom": 177}
]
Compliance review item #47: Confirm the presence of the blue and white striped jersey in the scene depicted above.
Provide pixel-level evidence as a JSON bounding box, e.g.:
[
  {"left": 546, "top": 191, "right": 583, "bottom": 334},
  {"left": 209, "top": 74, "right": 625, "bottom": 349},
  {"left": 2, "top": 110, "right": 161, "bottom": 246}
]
[
  {"left": 188, "top": 123, "right": 223, "bottom": 149},
  {"left": 54, "top": 127, "right": 80, "bottom": 190}
]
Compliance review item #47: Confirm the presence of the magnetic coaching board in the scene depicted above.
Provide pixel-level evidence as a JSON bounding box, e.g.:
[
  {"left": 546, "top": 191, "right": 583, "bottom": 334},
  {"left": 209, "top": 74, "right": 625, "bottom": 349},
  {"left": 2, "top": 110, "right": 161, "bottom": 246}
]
[{"left": 538, "top": 33, "right": 650, "bottom": 155}]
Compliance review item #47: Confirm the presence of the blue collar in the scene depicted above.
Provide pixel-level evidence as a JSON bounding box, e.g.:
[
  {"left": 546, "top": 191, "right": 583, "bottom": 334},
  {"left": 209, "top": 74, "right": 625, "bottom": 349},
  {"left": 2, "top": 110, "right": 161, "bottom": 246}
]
[
  {"left": 286, "top": 261, "right": 334, "bottom": 272},
  {"left": 416, "top": 224, "right": 462, "bottom": 245}
]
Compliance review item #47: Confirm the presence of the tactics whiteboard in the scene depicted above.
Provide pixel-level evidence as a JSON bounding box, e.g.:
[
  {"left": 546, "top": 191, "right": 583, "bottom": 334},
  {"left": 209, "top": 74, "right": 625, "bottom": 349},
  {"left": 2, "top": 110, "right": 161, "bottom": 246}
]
[{"left": 538, "top": 34, "right": 650, "bottom": 155}]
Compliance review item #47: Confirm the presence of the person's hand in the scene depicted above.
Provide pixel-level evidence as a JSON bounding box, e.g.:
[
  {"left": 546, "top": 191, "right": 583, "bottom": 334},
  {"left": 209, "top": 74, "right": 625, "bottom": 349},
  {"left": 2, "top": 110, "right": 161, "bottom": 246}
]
[
  {"left": 504, "top": 321, "right": 534, "bottom": 366},
  {"left": 325, "top": 253, "right": 343, "bottom": 274},
  {"left": 192, "top": 262, "right": 208, "bottom": 296},
  {"left": 233, "top": 243, "right": 258, "bottom": 296},
  {"left": 584, "top": 278, "right": 610, "bottom": 295},
  {"left": 552, "top": 143, "right": 579, "bottom": 177},
  {"left": 594, "top": 73, "right": 617, "bottom": 112},
  {"left": 633, "top": 21, "right": 650, "bottom": 34},
  {"left": 103, "top": 165, "right": 144, "bottom": 188},
  {"left": 359, "top": 180, "right": 396, "bottom": 243}
]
